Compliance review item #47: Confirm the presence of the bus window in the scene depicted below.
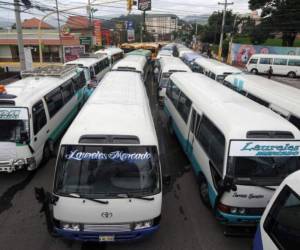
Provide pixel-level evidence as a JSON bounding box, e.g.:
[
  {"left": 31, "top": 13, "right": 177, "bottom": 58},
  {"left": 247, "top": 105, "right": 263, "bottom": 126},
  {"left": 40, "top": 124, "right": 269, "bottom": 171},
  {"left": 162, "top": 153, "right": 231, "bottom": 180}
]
[
  {"left": 32, "top": 101, "right": 47, "bottom": 135},
  {"left": 210, "top": 72, "right": 216, "bottom": 80},
  {"left": 61, "top": 80, "right": 74, "bottom": 104},
  {"left": 45, "top": 88, "right": 64, "bottom": 118},
  {"left": 177, "top": 91, "right": 192, "bottom": 123},
  {"left": 263, "top": 185, "right": 300, "bottom": 250},
  {"left": 249, "top": 58, "right": 258, "bottom": 64},
  {"left": 289, "top": 115, "right": 300, "bottom": 130},
  {"left": 273, "top": 58, "right": 288, "bottom": 65},
  {"left": 246, "top": 93, "right": 269, "bottom": 107},
  {"left": 259, "top": 58, "right": 272, "bottom": 65},
  {"left": 288, "top": 59, "right": 300, "bottom": 66},
  {"left": 166, "top": 80, "right": 180, "bottom": 107}
]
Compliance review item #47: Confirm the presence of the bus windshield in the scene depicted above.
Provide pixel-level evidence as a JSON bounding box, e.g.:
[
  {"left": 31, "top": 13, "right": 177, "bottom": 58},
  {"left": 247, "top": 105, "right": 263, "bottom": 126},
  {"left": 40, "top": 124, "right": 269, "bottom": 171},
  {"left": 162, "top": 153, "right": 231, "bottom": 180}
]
[
  {"left": 54, "top": 145, "right": 160, "bottom": 198},
  {"left": 230, "top": 156, "right": 300, "bottom": 185},
  {"left": 0, "top": 108, "right": 29, "bottom": 143}
]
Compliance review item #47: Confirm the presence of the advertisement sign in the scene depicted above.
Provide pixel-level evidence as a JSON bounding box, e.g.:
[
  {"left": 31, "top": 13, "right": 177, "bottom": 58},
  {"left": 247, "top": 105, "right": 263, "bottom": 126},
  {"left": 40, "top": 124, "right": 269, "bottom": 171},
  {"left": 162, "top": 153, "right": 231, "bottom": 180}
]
[
  {"left": 94, "top": 20, "right": 102, "bottom": 46},
  {"left": 230, "top": 43, "right": 300, "bottom": 66},
  {"left": 138, "top": 0, "right": 151, "bottom": 11},
  {"left": 0, "top": 108, "right": 29, "bottom": 120},
  {"left": 63, "top": 45, "right": 85, "bottom": 62},
  {"left": 127, "top": 29, "right": 135, "bottom": 42},
  {"left": 24, "top": 47, "right": 33, "bottom": 71},
  {"left": 79, "top": 37, "right": 92, "bottom": 46},
  {"left": 229, "top": 140, "right": 300, "bottom": 157}
]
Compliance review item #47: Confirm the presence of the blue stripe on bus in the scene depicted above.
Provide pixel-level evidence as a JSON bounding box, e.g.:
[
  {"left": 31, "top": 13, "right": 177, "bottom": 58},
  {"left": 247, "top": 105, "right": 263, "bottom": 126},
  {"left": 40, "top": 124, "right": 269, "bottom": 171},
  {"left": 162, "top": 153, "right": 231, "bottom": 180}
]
[
  {"left": 219, "top": 211, "right": 261, "bottom": 223},
  {"left": 253, "top": 226, "right": 264, "bottom": 250}
]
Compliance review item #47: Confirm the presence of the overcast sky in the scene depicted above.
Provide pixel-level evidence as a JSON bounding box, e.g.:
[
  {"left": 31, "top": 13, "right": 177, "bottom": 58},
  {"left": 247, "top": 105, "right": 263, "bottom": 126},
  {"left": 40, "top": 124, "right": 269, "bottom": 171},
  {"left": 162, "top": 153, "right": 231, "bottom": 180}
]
[{"left": 0, "top": 0, "right": 251, "bottom": 25}]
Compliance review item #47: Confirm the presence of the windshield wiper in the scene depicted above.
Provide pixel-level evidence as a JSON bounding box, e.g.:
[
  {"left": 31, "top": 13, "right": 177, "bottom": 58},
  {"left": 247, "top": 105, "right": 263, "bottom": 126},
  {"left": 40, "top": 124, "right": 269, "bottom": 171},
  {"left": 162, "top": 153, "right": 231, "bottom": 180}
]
[
  {"left": 66, "top": 193, "right": 109, "bottom": 205},
  {"left": 116, "top": 193, "right": 154, "bottom": 201}
]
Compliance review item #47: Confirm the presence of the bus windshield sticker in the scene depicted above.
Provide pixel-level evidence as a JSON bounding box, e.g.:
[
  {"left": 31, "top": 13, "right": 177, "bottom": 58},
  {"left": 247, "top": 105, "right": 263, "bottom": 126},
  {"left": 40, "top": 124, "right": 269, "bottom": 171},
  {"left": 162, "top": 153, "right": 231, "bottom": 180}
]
[
  {"left": 65, "top": 150, "right": 152, "bottom": 162},
  {"left": 229, "top": 141, "right": 300, "bottom": 157},
  {"left": 0, "top": 108, "right": 29, "bottom": 120}
]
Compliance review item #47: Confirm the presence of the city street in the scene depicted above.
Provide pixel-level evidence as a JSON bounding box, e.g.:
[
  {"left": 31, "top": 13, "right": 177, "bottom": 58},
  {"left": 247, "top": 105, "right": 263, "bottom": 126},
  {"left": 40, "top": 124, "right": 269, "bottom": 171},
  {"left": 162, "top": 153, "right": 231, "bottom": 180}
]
[{"left": 0, "top": 76, "right": 252, "bottom": 250}]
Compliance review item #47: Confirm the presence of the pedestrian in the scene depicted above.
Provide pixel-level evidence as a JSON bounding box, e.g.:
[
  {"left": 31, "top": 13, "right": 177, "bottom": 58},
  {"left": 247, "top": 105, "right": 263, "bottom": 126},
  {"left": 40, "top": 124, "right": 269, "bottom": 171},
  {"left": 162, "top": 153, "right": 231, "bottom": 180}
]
[
  {"left": 268, "top": 66, "right": 273, "bottom": 79},
  {"left": 154, "top": 66, "right": 159, "bottom": 83}
]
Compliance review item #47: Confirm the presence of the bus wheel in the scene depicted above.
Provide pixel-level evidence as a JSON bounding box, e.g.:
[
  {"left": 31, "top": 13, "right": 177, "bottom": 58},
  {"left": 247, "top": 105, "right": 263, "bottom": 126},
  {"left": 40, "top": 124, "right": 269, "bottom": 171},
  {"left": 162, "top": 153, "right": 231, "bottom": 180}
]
[
  {"left": 288, "top": 71, "right": 296, "bottom": 78},
  {"left": 250, "top": 69, "right": 258, "bottom": 74},
  {"left": 42, "top": 142, "right": 51, "bottom": 164},
  {"left": 198, "top": 174, "right": 210, "bottom": 208},
  {"left": 167, "top": 118, "right": 174, "bottom": 135}
]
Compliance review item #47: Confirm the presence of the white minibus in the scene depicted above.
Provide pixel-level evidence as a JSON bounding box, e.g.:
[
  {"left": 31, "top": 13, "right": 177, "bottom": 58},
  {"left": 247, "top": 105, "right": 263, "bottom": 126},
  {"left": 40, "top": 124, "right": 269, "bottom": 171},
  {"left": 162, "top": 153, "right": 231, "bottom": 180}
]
[
  {"left": 157, "top": 57, "right": 191, "bottom": 104},
  {"left": 0, "top": 65, "right": 88, "bottom": 173},
  {"left": 44, "top": 71, "right": 162, "bottom": 242},
  {"left": 253, "top": 170, "right": 300, "bottom": 250},
  {"left": 193, "top": 57, "right": 242, "bottom": 82},
  {"left": 65, "top": 55, "right": 110, "bottom": 87},
  {"left": 246, "top": 54, "right": 300, "bottom": 78},
  {"left": 164, "top": 72, "right": 300, "bottom": 229},
  {"left": 94, "top": 47, "right": 124, "bottom": 66},
  {"left": 224, "top": 74, "right": 300, "bottom": 130},
  {"left": 112, "top": 55, "right": 149, "bottom": 81}
]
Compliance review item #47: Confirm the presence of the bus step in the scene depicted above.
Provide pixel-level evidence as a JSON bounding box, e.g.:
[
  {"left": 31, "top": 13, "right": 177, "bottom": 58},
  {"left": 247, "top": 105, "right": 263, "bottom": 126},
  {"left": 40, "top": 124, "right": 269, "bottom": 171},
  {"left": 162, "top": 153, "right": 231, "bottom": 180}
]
[{"left": 223, "top": 226, "right": 256, "bottom": 237}]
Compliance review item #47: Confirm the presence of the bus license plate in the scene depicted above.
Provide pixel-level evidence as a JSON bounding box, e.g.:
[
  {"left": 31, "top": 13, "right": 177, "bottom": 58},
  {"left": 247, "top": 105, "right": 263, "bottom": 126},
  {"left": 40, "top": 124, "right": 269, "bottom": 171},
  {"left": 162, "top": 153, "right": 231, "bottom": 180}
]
[{"left": 99, "top": 235, "right": 115, "bottom": 242}]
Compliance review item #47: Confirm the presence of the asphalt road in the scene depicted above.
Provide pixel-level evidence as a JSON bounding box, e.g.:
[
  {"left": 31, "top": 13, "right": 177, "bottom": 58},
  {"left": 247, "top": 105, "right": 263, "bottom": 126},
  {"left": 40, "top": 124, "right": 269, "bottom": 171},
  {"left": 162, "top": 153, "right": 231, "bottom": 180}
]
[{"left": 0, "top": 74, "right": 252, "bottom": 250}]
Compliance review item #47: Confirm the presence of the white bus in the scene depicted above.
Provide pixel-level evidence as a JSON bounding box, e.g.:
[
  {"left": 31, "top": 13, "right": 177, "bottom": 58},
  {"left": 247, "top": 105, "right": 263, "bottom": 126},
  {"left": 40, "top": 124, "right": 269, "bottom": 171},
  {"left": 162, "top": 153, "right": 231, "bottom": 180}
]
[
  {"left": 48, "top": 71, "right": 162, "bottom": 242},
  {"left": 112, "top": 55, "right": 149, "bottom": 81},
  {"left": 193, "top": 57, "right": 242, "bottom": 82},
  {"left": 246, "top": 54, "right": 300, "bottom": 78},
  {"left": 65, "top": 55, "right": 110, "bottom": 88},
  {"left": 94, "top": 47, "right": 124, "bottom": 66},
  {"left": 157, "top": 57, "right": 191, "bottom": 104},
  {"left": 253, "top": 170, "right": 300, "bottom": 250},
  {"left": 164, "top": 72, "right": 300, "bottom": 228},
  {"left": 224, "top": 74, "right": 300, "bottom": 130},
  {"left": 0, "top": 65, "right": 88, "bottom": 173}
]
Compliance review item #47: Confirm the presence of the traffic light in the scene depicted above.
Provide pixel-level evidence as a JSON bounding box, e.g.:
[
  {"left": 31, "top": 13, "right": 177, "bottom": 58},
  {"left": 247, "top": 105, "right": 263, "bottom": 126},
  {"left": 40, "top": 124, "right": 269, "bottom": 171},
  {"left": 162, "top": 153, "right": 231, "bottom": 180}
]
[{"left": 127, "top": 0, "right": 133, "bottom": 11}]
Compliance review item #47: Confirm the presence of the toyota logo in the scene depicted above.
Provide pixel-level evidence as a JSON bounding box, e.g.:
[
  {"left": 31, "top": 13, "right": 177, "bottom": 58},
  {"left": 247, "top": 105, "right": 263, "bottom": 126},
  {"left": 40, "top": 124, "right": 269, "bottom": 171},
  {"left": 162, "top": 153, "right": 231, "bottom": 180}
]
[{"left": 101, "top": 212, "right": 113, "bottom": 218}]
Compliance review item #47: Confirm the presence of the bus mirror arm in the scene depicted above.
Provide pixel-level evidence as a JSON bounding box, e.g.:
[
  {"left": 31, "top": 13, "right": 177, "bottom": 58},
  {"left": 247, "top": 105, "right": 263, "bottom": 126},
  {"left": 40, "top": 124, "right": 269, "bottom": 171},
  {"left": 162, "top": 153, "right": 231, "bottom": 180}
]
[
  {"left": 162, "top": 175, "right": 171, "bottom": 186},
  {"left": 221, "top": 176, "right": 237, "bottom": 192}
]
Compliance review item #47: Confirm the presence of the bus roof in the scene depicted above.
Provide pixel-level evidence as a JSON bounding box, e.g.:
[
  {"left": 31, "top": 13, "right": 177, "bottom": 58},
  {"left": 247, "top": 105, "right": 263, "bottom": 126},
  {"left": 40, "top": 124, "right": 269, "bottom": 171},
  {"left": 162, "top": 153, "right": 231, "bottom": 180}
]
[
  {"left": 94, "top": 47, "right": 123, "bottom": 56},
  {"left": 112, "top": 55, "right": 146, "bottom": 73},
  {"left": 170, "top": 72, "right": 300, "bottom": 139},
  {"left": 250, "top": 54, "right": 300, "bottom": 59},
  {"left": 126, "top": 49, "right": 151, "bottom": 57},
  {"left": 0, "top": 67, "right": 80, "bottom": 107},
  {"left": 182, "top": 52, "right": 201, "bottom": 62},
  {"left": 160, "top": 57, "right": 191, "bottom": 73},
  {"left": 60, "top": 71, "right": 158, "bottom": 146},
  {"left": 224, "top": 73, "right": 300, "bottom": 117},
  {"left": 65, "top": 56, "right": 107, "bottom": 68}
]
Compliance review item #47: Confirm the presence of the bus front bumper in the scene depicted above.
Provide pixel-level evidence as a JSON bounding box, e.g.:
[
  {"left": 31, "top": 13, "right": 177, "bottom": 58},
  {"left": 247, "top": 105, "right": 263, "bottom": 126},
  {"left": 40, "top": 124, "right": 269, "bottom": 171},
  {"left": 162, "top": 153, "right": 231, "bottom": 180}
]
[
  {"left": 217, "top": 211, "right": 261, "bottom": 227},
  {"left": 54, "top": 225, "right": 159, "bottom": 242}
]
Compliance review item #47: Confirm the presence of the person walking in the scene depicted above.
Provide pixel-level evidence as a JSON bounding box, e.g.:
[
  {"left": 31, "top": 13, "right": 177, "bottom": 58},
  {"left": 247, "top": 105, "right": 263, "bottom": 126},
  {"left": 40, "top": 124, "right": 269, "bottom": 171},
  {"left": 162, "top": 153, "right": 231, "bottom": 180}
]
[{"left": 268, "top": 66, "right": 273, "bottom": 79}]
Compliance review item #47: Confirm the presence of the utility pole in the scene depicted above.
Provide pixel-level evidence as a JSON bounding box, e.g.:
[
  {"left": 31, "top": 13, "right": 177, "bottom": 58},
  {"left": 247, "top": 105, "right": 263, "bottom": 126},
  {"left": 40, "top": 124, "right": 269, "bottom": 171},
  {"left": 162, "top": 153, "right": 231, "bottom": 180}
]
[
  {"left": 218, "top": 0, "right": 233, "bottom": 61},
  {"left": 55, "top": 0, "right": 64, "bottom": 63},
  {"left": 14, "top": 0, "right": 26, "bottom": 71}
]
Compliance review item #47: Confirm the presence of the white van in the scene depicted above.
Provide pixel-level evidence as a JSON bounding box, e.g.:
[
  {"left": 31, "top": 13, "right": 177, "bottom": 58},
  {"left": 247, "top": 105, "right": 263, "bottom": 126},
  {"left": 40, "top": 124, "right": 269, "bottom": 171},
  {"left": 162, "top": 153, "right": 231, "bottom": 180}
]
[
  {"left": 94, "top": 47, "right": 124, "bottom": 66},
  {"left": 112, "top": 55, "right": 149, "bottom": 81},
  {"left": 224, "top": 73, "right": 300, "bottom": 130},
  {"left": 164, "top": 72, "right": 300, "bottom": 228},
  {"left": 46, "top": 71, "right": 162, "bottom": 242},
  {"left": 246, "top": 54, "right": 300, "bottom": 78},
  {"left": 193, "top": 57, "right": 242, "bottom": 82},
  {"left": 0, "top": 65, "right": 87, "bottom": 173},
  {"left": 157, "top": 57, "right": 191, "bottom": 104},
  {"left": 253, "top": 170, "right": 300, "bottom": 250},
  {"left": 65, "top": 55, "right": 110, "bottom": 87}
]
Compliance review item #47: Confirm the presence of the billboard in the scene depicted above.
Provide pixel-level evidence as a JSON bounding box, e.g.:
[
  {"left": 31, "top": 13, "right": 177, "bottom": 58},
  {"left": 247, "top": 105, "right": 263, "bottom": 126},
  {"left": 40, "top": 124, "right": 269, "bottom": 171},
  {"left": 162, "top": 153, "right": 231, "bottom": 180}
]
[
  {"left": 63, "top": 45, "right": 85, "bottom": 62},
  {"left": 94, "top": 20, "right": 102, "bottom": 46},
  {"left": 127, "top": 29, "right": 135, "bottom": 42},
  {"left": 138, "top": 0, "right": 151, "bottom": 11}
]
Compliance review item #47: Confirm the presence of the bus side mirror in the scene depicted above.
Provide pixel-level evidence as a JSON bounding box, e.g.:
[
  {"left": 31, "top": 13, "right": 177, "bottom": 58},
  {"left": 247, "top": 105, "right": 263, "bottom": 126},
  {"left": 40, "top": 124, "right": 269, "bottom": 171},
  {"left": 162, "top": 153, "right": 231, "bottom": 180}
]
[
  {"left": 222, "top": 176, "right": 237, "bottom": 192},
  {"left": 163, "top": 175, "right": 171, "bottom": 186},
  {"left": 20, "top": 131, "right": 29, "bottom": 143}
]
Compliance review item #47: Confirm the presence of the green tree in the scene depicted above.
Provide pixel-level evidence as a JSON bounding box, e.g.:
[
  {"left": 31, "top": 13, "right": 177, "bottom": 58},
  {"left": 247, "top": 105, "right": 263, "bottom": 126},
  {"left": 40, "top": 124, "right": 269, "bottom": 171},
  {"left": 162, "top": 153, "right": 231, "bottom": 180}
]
[{"left": 249, "top": 0, "right": 300, "bottom": 46}]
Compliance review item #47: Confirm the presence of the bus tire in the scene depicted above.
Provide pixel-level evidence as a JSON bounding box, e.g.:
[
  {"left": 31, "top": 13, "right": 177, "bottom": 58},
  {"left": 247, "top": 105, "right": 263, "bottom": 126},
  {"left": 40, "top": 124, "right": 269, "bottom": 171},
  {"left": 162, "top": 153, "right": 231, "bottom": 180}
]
[
  {"left": 42, "top": 142, "right": 51, "bottom": 164},
  {"left": 250, "top": 69, "right": 258, "bottom": 74},
  {"left": 167, "top": 118, "right": 174, "bottom": 135},
  {"left": 287, "top": 71, "right": 296, "bottom": 78},
  {"left": 198, "top": 174, "right": 211, "bottom": 208}
]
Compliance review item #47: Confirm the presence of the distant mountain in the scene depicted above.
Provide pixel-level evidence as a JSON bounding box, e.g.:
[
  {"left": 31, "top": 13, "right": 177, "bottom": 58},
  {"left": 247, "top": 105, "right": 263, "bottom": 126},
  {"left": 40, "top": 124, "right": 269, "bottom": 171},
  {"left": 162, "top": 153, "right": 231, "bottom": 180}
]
[
  {"left": 0, "top": 18, "right": 15, "bottom": 28},
  {"left": 183, "top": 15, "right": 210, "bottom": 24}
]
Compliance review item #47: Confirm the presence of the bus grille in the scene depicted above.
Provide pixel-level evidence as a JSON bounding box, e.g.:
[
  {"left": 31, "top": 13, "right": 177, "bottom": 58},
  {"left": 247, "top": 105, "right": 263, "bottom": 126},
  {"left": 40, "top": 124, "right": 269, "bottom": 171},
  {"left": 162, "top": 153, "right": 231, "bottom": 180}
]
[
  {"left": 84, "top": 224, "right": 132, "bottom": 232},
  {"left": 0, "top": 161, "right": 13, "bottom": 172}
]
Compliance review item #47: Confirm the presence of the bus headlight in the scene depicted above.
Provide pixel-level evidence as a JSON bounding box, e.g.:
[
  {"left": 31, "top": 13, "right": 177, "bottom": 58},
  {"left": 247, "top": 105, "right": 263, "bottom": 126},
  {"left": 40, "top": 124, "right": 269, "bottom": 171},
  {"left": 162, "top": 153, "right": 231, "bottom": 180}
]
[
  {"left": 61, "top": 222, "right": 81, "bottom": 231},
  {"left": 230, "top": 207, "right": 238, "bottom": 214},
  {"left": 238, "top": 208, "right": 246, "bottom": 214},
  {"left": 13, "top": 159, "right": 26, "bottom": 166},
  {"left": 134, "top": 220, "right": 153, "bottom": 230}
]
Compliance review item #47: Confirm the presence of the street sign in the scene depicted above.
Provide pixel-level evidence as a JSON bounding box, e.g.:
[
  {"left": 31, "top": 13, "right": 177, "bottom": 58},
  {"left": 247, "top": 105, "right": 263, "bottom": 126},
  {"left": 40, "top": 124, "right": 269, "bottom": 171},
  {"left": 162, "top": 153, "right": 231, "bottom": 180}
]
[
  {"left": 127, "top": 21, "right": 134, "bottom": 29},
  {"left": 138, "top": 0, "right": 151, "bottom": 11},
  {"left": 79, "top": 37, "right": 92, "bottom": 45},
  {"left": 127, "top": 29, "right": 135, "bottom": 42},
  {"left": 63, "top": 45, "right": 85, "bottom": 62}
]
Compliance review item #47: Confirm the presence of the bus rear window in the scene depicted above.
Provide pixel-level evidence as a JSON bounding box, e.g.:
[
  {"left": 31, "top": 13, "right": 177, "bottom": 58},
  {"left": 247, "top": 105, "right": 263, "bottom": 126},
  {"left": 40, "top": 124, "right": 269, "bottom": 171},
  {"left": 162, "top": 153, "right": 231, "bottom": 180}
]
[{"left": 249, "top": 58, "right": 258, "bottom": 64}]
